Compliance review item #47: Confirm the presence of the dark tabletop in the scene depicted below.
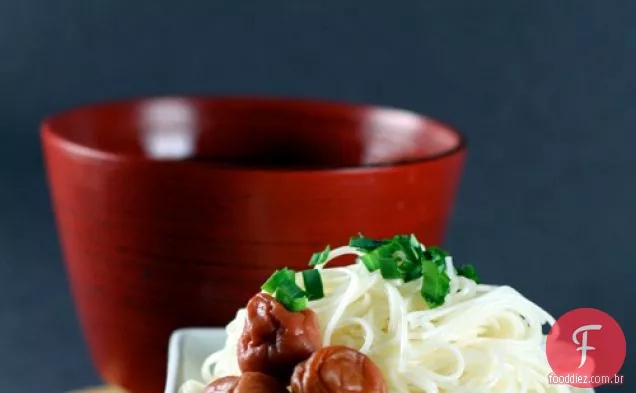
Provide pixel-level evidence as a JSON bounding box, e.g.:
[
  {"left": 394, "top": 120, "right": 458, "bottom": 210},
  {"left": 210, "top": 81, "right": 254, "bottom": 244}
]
[{"left": 0, "top": 1, "right": 633, "bottom": 392}]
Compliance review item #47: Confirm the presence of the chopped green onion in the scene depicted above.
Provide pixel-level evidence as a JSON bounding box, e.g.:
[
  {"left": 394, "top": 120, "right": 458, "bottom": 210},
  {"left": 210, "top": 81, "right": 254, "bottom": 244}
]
[
  {"left": 456, "top": 264, "right": 480, "bottom": 283},
  {"left": 275, "top": 290, "right": 309, "bottom": 312},
  {"left": 276, "top": 281, "right": 306, "bottom": 299},
  {"left": 261, "top": 268, "right": 312, "bottom": 311},
  {"left": 358, "top": 234, "right": 422, "bottom": 275},
  {"left": 399, "top": 259, "right": 421, "bottom": 282},
  {"left": 423, "top": 246, "right": 448, "bottom": 269},
  {"left": 284, "top": 268, "right": 296, "bottom": 282},
  {"left": 275, "top": 281, "right": 309, "bottom": 312},
  {"left": 349, "top": 234, "right": 465, "bottom": 308},
  {"left": 379, "top": 257, "right": 402, "bottom": 279},
  {"left": 287, "top": 296, "right": 309, "bottom": 311},
  {"left": 403, "top": 264, "right": 422, "bottom": 282},
  {"left": 360, "top": 253, "right": 381, "bottom": 271},
  {"left": 420, "top": 261, "right": 450, "bottom": 308},
  {"left": 302, "top": 269, "right": 324, "bottom": 300},
  {"left": 391, "top": 234, "right": 421, "bottom": 263},
  {"left": 261, "top": 268, "right": 295, "bottom": 294},
  {"left": 309, "top": 245, "right": 331, "bottom": 266},
  {"left": 360, "top": 242, "right": 395, "bottom": 273},
  {"left": 263, "top": 233, "right": 479, "bottom": 311},
  {"left": 398, "top": 259, "right": 418, "bottom": 273},
  {"left": 349, "top": 234, "right": 389, "bottom": 251}
]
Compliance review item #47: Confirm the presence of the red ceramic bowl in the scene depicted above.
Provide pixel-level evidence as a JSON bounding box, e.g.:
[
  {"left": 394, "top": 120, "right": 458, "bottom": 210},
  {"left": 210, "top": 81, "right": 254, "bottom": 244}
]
[{"left": 41, "top": 96, "right": 466, "bottom": 393}]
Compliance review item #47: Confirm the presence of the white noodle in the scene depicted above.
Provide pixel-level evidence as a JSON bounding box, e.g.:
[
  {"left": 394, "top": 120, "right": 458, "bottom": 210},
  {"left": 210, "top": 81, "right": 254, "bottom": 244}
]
[{"left": 180, "top": 246, "right": 587, "bottom": 393}]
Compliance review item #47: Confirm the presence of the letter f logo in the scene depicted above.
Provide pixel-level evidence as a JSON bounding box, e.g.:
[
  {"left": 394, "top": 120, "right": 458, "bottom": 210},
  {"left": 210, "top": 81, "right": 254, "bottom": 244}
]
[{"left": 572, "top": 324, "right": 602, "bottom": 368}]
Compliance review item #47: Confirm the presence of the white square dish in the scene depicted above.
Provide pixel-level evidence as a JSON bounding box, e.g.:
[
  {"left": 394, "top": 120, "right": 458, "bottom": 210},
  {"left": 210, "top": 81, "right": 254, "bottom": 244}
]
[
  {"left": 164, "top": 328, "right": 594, "bottom": 393},
  {"left": 164, "top": 328, "right": 227, "bottom": 393}
]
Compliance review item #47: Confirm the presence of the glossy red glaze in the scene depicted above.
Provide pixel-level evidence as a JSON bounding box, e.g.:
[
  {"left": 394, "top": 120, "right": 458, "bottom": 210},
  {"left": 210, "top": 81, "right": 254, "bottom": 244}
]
[{"left": 40, "top": 97, "right": 466, "bottom": 393}]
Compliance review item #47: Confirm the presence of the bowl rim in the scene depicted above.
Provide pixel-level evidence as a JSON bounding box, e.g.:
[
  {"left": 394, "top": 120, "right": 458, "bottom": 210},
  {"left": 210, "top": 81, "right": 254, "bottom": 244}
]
[{"left": 40, "top": 95, "right": 468, "bottom": 173}]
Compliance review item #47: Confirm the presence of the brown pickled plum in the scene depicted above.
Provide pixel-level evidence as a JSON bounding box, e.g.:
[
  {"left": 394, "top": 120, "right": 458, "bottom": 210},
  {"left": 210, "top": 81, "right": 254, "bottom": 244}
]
[
  {"left": 238, "top": 293, "right": 322, "bottom": 380},
  {"left": 202, "top": 376, "right": 239, "bottom": 393},
  {"left": 290, "top": 346, "right": 387, "bottom": 393},
  {"left": 202, "top": 372, "right": 288, "bottom": 393}
]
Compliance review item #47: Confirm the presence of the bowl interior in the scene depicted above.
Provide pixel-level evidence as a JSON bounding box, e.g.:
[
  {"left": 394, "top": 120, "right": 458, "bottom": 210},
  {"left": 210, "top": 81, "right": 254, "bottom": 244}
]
[{"left": 43, "top": 97, "right": 463, "bottom": 168}]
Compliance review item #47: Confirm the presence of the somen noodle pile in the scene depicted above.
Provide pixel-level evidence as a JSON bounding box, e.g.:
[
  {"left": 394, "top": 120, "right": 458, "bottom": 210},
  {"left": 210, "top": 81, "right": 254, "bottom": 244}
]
[{"left": 180, "top": 236, "right": 584, "bottom": 393}]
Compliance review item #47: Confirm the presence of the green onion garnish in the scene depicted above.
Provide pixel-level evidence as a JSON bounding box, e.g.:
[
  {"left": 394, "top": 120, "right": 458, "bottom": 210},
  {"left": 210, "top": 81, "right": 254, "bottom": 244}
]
[
  {"left": 358, "top": 234, "right": 423, "bottom": 278},
  {"left": 275, "top": 286, "right": 309, "bottom": 312},
  {"left": 286, "top": 296, "right": 309, "bottom": 312},
  {"left": 456, "top": 264, "right": 480, "bottom": 284},
  {"left": 360, "top": 243, "right": 396, "bottom": 278},
  {"left": 309, "top": 245, "right": 331, "bottom": 266},
  {"left": 302, "top": 269, "right": 324, "bottom": 300},
  {"left": 360, "top": 253, "right": 381, "bottom": 271},
  {"left": 261, "top": 268, "right": 311, "bottom": 311},
  {"left": 398, "top": 259, "right": 418, "bottom": 273},
  {"left": 262, "top": 234, "right": 479, "bottom": 311},
  {"left": 350, "top": 234, "right": 478, "bottom": 308},
  {"left": 423, "top": 246, "right": 448, "bottom": 268},
  {"left": 403, "top": 264, "right": 423, "bottom": 282},
  {"left": 349, "top": 234, "right": 389, "bottom": 252},
  {"left": 261, "top": 268, "right": 295, "bottom": 294},
  {"left": 274, "top": 281, "right": 309, "bottom": 312},
  {"left": 399, "top": 259, "right": 421, "bottom": 282},
  {"left": 420, "top": 260, "right": 451, "bottom": 308},
  {"left": 379, "top": 257, "right": 402, "bottom": 279},
  {"left": 392, "top": 234, "right": 421, "bottom": 263},
  {"left": 276, "top": 280, "right": 306, "bottom": 299}
]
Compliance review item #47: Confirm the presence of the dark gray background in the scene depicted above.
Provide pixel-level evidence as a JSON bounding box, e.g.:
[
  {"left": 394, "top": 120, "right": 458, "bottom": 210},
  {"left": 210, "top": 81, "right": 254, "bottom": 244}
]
[{"left": 0, "top": 1, "right": 632, "bottom": 392}]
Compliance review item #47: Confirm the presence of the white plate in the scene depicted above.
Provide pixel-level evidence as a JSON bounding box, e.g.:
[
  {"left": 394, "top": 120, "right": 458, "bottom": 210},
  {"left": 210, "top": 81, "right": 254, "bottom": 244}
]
[
  {"left": 164, "top": 328, "right": 594, "bottom": 393},
  {"left": 164, "top": 328, "right": 227, "bottom": 393}
]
